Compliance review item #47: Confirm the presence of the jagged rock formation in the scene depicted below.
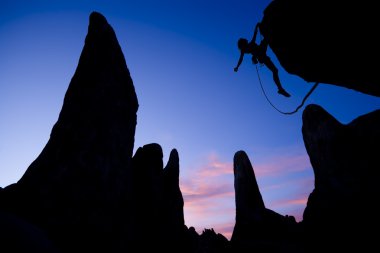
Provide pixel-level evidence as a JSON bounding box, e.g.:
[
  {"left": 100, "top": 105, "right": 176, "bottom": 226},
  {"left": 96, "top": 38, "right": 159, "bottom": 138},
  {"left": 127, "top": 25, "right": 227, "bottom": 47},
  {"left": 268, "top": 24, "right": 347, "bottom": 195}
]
[
  {"left": 130, "top": 144, "right": 232, "bottom": 252},
  {"left": 230, "top": 105, "right": 380, "bottom": 252},
  {"left": 198, "top": 228, "right": 230, "bottom": 253},
  {"left": 231, "top": 151, "right": 299, "bottom": 253},
  {"left": 3, "top": 7, "right": 377, "bottom": 253},
  {"left": 301, "top": 104, "right": 380, "bottom": 252},
  {"left": 131, "top": 144, "right": 189, "bottom": 251},
  {"left": 162, "top": 149, "right": 186, "bottom": 242},
  {"left": 260, "top": 0, "right": 379, "bottom": 97},
  {"left": 0, "top": 11, "right": 232, "bottom": 253},
  {"left": 0, "top": 11, "right": 138, "bottom": 252},
  {"left": 131, "top": 143, "right": 165, "bottom": 248}
]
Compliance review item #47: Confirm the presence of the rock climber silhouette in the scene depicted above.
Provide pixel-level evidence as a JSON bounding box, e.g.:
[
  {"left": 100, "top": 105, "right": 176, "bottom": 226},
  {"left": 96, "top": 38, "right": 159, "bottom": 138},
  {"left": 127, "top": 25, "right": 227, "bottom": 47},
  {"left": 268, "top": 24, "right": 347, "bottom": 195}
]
[{"left": 234, "top": 23, "right": 291, "bottom": 97}]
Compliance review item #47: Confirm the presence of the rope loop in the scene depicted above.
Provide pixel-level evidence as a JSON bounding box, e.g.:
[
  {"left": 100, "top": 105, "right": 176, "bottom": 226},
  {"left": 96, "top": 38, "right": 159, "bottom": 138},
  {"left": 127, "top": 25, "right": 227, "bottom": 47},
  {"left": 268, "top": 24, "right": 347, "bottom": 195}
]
[{"left": 255, "top": 65, "right": 319, "bottom": 115}]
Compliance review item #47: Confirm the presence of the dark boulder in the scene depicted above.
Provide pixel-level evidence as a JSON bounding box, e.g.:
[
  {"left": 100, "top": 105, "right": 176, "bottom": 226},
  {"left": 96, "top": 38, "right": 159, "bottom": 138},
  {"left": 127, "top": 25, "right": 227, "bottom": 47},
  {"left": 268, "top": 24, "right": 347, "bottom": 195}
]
[
  {"left": 260, "top": 0, "right": 379, "bottom": 96},
  {"left": 302, "top": 104, "right": 380, "bottom": 252}
]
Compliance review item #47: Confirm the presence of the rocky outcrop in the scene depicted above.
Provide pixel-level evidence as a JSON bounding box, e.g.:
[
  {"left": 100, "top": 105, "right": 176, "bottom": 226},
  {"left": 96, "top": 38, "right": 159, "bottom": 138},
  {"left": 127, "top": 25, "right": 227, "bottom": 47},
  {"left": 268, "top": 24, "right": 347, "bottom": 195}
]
[
  {"left": 302, "top": 104, "right": 380, "bottom": 252},
  {"left": 163, "top": 149, "right": 186, "bottom": 241},
  {"left": 230, "top": 104, "right": 380, "bottom": 252},
  {"left": 131, "top": 143, "right": 164, "bottom": 248},
  {"left": 198, "top": 228, "right": 230, "bottom": 253},
  {"left": 232, "top": 151, "right": 265, "bottom": 223},
  {"left": 231, "top": 151, "right": 299, "bottom": 252},
  {"left": 131, "top": 144, "right": 202, "bottom": 252},
  {"left": 3, "top": 7, "right": 378, "bottom": 253},
  {"left": 0, "top": 11, "right": 138, "bottom": 252},
  {"left": 260, "top": 0, "right": 379, "bottom": 97},
  {"left": 131, "top": 143, "right": 188, "bottom": 250},
  {"left": 0, "top": 11, "right": 230, "bottom": 253}
]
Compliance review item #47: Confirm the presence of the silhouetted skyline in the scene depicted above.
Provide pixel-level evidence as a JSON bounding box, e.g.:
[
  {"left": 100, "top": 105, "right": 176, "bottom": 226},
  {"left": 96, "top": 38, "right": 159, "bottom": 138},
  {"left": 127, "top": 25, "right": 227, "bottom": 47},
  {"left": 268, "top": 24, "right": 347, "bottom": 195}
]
[{"left": 1, "top": 0, "right": 379, "bottom": 239}]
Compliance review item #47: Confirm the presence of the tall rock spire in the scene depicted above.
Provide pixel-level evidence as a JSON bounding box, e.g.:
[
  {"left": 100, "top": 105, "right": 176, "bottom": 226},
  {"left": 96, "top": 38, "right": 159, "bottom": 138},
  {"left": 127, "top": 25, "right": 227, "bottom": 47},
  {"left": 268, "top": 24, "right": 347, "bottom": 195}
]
[
  {"left": 231, "top": 150, "right": 266, "bottom": 249},
  {"left": 21, "top": 11, "right": 138, "bottom": 184},
  {"left": 3, "top": 11, "right": 138, "bottom": 252},
  {"left": 233, "top": 150, "right": 265, "bottom": 223},
  {"left": 163, "top": 149, "right": 185, "bottom": 239},
  {"left": 231, "top": 151, "right": 298, "bottom": 252}
]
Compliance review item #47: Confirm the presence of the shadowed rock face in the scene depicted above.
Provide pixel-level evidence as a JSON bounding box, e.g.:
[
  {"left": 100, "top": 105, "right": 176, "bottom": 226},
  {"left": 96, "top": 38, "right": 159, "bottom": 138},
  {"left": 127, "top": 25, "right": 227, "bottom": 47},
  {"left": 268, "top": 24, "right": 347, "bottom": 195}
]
[
  {"left": 302, "top": 104, "right": 380, "bottom": 252},
  {"left": 131, "top": 143, "right": 164, "bottom": 247},
  {"left": 0, "top": 11, "right": 138, "bottom": 252},
  {"left": 0, "top": 209, "right": 59, "bottom": 253},
  {"left": 5, "top": 7, "right": 379, "bottom": 252},
  {"left": 198, "top": 228, "right": 230, "bottom": 253},
  {"left": 131, "top": 144, "right": 197, "bottom": 252},
  {"left": 231, "top": 151, "right": 298, "bottom": 253},
  {"left": 260, "top": 0, "right": 379, "bottom": 97},
  {"left": 233, "top": 151, "right": 265, "bottom": 225},
  {"left": 163, "top": 149, "right": 185, "bottom": 238},
  {"left": 0, "top": 11, "right": 230, "bottom": 252}
]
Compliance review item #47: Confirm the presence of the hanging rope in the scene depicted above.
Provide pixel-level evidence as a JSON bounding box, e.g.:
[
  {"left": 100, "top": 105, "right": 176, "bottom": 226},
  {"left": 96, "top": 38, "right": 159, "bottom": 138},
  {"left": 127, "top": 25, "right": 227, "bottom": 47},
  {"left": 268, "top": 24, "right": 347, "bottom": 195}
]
[
  {"left": 255, "top": 64, "right": 319, "bottom": 115},
  {"left": 254, "top": 23, "right": 319, "bottom": 115}
]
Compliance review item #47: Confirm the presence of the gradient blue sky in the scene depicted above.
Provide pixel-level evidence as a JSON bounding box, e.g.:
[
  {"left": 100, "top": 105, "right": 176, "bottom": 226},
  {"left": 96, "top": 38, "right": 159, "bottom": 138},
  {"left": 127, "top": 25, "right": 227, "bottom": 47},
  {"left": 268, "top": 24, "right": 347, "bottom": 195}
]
[{"left": 1, "top": 0, "right": 379, "bottom": 239}]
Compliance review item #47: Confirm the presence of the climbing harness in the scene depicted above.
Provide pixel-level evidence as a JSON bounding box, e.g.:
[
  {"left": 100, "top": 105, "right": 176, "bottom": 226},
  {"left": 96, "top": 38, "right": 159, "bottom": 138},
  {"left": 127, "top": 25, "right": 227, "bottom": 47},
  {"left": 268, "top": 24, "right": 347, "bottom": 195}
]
[{"left": 255, "top": 64, "right": 319, "bottom": 115}]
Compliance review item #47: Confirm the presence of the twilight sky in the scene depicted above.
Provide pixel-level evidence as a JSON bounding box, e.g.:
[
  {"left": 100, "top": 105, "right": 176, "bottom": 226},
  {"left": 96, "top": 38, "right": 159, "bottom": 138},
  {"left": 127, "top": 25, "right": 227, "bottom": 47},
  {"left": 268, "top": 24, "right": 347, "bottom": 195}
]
[{"left": 1, "top": 0, "right": 379, "bottom": 239}]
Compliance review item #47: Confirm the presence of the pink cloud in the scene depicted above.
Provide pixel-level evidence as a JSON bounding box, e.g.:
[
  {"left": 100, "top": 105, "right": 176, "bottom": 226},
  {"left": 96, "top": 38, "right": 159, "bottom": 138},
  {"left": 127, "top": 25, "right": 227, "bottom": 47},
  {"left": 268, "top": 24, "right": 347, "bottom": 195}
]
[
  {"left": 180, "top": 153, "right": 235, "bottom": 238},
  {"left": 184, "top": 202, "right": 236, "bottom": 240},
  {"left": 262, "top": 176, "right": 314, "bottom": 221},
  {"left": 194, "top": 152, "right": 233, "bottom": 178},
  {"left": 211, "top": 222, "right": 235, "bottom": 240},
  {"left": 180, "top": 149, "right": 314, "bottom": 239},
  {"left": 261, "top": 176, "right": 314, "bottom": 192},
  {"left": 254, "top": 153, "right": 311, "bottom": 177},
  {"left": 269, "top": 197, "right": 308, "bottom": 221},
  {"left": 271, "top": 197, "right": 309, "bottom": 210},
  {"left": 182, "top": 184, "right": 234, "bottom": 203}
]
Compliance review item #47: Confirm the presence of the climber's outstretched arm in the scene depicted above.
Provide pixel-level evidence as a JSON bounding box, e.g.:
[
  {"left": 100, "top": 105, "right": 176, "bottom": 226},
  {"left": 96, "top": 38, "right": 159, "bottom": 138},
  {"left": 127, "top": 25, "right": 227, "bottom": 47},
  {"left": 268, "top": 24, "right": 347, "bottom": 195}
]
[{"left": 234, "top": 52, "right": 244, "bottom": 72}]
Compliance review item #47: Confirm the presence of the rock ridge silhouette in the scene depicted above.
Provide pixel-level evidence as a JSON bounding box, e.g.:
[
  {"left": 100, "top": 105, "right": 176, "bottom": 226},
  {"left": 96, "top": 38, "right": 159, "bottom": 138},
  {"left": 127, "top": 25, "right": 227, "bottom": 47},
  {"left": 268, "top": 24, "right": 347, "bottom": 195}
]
[{"left": 1, "top": 10, "right": 379, "bottom": 253}]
